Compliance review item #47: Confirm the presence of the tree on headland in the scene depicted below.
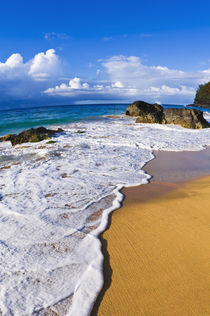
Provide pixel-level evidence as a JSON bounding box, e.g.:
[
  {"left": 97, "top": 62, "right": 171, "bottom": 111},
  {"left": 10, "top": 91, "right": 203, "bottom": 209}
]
[{"left": 194, "top": 81, "right": 210, "bottom": 107}]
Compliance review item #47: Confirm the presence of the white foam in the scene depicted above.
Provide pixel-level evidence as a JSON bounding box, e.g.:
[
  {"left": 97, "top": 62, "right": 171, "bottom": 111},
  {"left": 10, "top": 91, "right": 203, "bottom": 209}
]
[
  {"left": 204, "top": 111, "right": 210, "bottom": 123},
  {"left": 0, "top": 117, "right": 210, "bottom": 315}
]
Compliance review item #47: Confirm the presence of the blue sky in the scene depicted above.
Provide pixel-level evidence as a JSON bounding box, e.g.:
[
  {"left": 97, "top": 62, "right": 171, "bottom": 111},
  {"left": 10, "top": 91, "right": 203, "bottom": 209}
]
[{"left": 1, "top": 0, "right": 210, "bottom": 106}]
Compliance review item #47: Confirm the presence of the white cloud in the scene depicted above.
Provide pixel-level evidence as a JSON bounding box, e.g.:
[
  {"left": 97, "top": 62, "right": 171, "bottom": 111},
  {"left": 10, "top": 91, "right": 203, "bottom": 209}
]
[
  {"left": 0, "top": 49, "right": 63, "bottom": 103},
  {"left": 45, "top": 55, "right": 205, "bottom": 103},
  {"left": 0, "top": 53, "right": 26, "bottom": 80},
  {"left": 44, "top": 81, "right": 189, "bottom": 102},
  {"left": 99, "top": 55, "right": 210, "bottom": 102},
  {"left": 102, "top": 55, "right": 187, "bottom": 88},
  {"left": 0, "top": 49, "right": 62, "bottom": 81},
  {"left": 28, "top": 49, "right": 62, "bottom": 81},
  {"left": 44, "top": 76, "right": 139, "bottom": 99},
  {"left": 4, "top": 53, "right": 23, "bottom": 68},
  {"left": 69, "top": 77, "right": 83, "bottom": 89},
  {"left": 1, "top": 50, "right": 210, "bottom": 105},
  {"left": 112, "top": 81, "right": 124, "bottom": 88},
  {"left": 45, "top": 77, "right": 91, "bottom": 96},
  {"left": 144, "top": 85, "right": 195, "bottom": 97}
]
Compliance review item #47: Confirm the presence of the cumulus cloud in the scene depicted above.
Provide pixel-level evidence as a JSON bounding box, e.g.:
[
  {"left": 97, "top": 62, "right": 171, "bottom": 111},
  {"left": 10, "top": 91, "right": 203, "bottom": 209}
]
[
  {"left": 0, "top": 53, "right": 26, "bottom": 80},
  {"left": 0, "top": 49, "right": 62, "bottom": 81},
  {"left": 2, "top": 53, "right": 23, "bottom": 68},
  {"left": 28, "top": 49, "right": 62, "bottom": 81},
  {"left": 102, "top": 55, "right": 188, "bottom": 88},
  {"left": 1, "top": 50, "right": 210, "bottom": 105},
  {"left": 99, "top": 55, "right": 210, "bottom": 103},
  {"left": 0, "top": 49, "right": 63, "bottom": 104},
  {"left": 44, "top": 76, "right": 137, "bottom": 100},
  {"left": 44, "top": 55, "right": 210, "bottom": 103},
  {"left": 45, "top": 77, "right": 91, "bottom": 96}
]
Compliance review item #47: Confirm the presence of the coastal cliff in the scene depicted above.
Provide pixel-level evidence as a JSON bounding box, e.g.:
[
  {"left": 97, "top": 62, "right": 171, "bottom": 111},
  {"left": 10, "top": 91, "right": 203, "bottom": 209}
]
[{"left": 126, "top": 100, "right": 209, "bottom": 129}]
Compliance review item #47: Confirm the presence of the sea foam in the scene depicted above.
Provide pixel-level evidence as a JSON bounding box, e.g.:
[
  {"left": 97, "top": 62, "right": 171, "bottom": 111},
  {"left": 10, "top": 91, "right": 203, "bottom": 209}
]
[{"left": 0, "top": 116, "right": 210, "bottom": 315}]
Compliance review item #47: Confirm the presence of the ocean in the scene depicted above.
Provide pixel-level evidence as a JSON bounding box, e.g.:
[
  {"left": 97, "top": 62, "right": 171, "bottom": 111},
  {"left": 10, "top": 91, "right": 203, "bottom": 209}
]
[
  {"left": 1, "top": 103, "right": 210, "bottom": 137},
  {"left": 0, "top": 103, "right": 128, "bottom": 136},
  {"left": 0, "top": 103, "right": 210, "bottom": 315}
]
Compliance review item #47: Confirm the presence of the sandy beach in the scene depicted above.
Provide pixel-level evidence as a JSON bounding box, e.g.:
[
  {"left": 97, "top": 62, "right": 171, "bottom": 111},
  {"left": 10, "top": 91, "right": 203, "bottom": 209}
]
[{"left": 92, "top": 148, "right": 210, "bottom": 316}]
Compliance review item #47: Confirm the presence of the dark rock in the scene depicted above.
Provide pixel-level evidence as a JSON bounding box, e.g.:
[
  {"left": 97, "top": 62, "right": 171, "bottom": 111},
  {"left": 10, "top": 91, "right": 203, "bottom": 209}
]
[
  {"left": 126, "top": 101, "right": 163, "bottom": 124},
  {"left": 126, "top": 100, "right": 209, "bottom": 129},
  {"left": 0, "top": 127, "right": 64, "bottom": 146}
]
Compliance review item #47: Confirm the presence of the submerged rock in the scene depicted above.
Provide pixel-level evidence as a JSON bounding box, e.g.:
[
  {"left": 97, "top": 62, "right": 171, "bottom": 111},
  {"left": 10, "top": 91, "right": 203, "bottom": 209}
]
[
  {"left": 0, "top": 127, "right": 64, "bottom": 146},
  {"left": 126, "top": 100, "right": 209, "bottom": 129}
]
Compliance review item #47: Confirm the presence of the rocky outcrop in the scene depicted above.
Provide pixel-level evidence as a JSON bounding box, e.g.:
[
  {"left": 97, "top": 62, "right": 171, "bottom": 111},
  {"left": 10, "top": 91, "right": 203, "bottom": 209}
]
[
  {"left": 163, "top": 108, "right": 209, "bottom": 129},
  {"left": 126, "top": 101, "right": 209, "bottom": 129},
  {"left": 0, "top": 127, "right": 64, "bottom": 146},
  {"left": 126, "top": 100, "right": 163, "bottom": 124}
]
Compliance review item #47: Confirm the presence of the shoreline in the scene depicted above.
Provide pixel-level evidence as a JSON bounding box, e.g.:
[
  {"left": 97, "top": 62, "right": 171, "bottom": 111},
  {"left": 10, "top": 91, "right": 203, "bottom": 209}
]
[
  {"left": 91, "top": 147, "right": 210, "bottom": 316},
  {"left": 1, "top": 115, "right": 210, "bottom": 314},
  {"left": 1, "top": 104, "right": 209, "bottom": 139}
]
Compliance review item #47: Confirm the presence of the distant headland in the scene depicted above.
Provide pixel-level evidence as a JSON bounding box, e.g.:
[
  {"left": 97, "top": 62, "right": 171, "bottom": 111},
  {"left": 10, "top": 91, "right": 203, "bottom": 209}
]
[{"left": 187, "top": 81, "right": 210, "bottom": 108}]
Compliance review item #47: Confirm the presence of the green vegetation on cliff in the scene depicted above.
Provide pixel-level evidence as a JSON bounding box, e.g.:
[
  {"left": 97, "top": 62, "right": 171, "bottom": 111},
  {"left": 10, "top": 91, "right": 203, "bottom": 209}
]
[{"left": 194, "top": 82, "right": 210, "bottom": 107}]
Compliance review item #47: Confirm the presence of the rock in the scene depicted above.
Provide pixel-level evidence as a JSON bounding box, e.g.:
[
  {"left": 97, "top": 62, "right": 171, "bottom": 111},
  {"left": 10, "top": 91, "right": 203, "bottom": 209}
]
[
  {"left": 163, "top": 108, "right": 209, "bottom": 129},
  {"left": 126, "top": 101, "right": 163, "bottom": 124},
  {"left": 126, "top": 100, "right": 209, "bottom": 129},
  {"left": 0, "top": 127, "right": 64, "bottom": 146}
]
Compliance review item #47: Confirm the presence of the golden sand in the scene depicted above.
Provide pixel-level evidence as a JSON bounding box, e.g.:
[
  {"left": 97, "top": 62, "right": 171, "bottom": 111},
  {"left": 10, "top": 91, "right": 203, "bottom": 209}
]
[{"left": 94, "top": 149, "right": 210, "bottom": 316}]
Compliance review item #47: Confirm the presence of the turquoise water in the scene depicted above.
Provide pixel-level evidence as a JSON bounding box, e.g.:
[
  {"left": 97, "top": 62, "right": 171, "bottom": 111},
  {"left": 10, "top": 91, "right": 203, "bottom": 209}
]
[
  {"left": 1, "top": 103, "right": 210, "bottom": 136},
  {"left": 0, "top": 103, "right": 128, "bottom": 136}
]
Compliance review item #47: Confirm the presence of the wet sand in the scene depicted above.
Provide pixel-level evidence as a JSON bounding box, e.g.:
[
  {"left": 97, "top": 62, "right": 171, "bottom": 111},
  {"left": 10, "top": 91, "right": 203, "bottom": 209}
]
[{"left": 92, "top": 147, "right": 210, "bottom": 316}]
